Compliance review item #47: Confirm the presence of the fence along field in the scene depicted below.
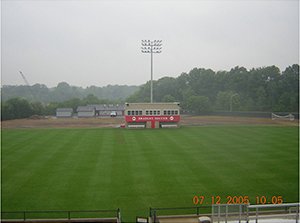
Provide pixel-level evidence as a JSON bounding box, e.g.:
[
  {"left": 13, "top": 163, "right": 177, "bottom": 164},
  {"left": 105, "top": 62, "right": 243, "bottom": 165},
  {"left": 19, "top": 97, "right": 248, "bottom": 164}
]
[{"left": 1, "top": 124, "right": 299, "bottom": 222}]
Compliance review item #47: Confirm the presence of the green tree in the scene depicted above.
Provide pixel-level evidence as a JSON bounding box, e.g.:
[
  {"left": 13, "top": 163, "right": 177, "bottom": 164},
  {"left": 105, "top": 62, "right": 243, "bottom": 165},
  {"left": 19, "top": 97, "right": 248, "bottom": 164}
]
[
  {"left": 82, "top": 94, "right": 100, "bottom": 105},
  {"left": 126, "top": 82, "right": 152, "bottom": 103},
  {"left": 162, "top": 94, "right": 176, "bottom": 102},
  {"left": 154, "top": 77, "right": 178, "bottom": 102},
  {"left": 215, "top": 91, "right": 231, "bottom": 111},
  {"left": 30, "top": 102, "right": 45, "bottom": 115},
  {"left": 55, "top": 98, "right": 82, "bottom": 112},
  {"left": 44, "top": 102, "right": 59, "bottom": 115},
  {"left": 215, "top": 91, "right": 240, "bottom": 111},
  {"left": 277, "top": 64, "right": 299, "bottom": 112},
  {"left": 256, "top": 86, "right": 267, "bottom": 111},
  {"left": 1, "top": 98, "right": 34, "bottom": 120},
  {"left": 187, "top": 95, "right": 211, "bottom": 114}
]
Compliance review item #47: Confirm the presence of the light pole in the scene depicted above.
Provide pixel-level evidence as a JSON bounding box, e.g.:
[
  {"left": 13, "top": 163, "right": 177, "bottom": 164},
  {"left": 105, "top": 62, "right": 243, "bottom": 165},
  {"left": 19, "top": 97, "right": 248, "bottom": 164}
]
[{"left": 141, "top": 40, "right": 162, "bottom": 103}]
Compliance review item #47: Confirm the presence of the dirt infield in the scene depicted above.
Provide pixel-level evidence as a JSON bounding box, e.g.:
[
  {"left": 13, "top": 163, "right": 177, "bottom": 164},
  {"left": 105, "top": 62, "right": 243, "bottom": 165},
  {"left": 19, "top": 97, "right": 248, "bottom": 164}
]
[{"left": 1, "top": 115, "right": 298, "bottom": 129}]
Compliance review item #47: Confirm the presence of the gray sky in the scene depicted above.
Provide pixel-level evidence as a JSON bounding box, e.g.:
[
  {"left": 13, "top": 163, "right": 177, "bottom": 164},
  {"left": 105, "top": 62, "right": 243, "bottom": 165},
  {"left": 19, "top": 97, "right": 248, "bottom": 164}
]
[{"left": 1, "top": 0, "right": 299, "bottom": 87}]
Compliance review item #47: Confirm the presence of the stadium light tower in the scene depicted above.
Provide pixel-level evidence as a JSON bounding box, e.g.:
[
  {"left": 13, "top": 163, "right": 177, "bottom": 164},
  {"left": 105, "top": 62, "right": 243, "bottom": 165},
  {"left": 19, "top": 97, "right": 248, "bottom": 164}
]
[{"left": 141, "top": 40, "right": 162, "bottom": 103}]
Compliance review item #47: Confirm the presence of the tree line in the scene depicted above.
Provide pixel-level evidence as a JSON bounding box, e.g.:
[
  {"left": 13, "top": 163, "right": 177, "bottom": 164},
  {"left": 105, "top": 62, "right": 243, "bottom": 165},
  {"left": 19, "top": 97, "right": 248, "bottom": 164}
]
[
  {"left": 1, "top": 94, "right": 119, "bottom": 120},
  {"left": 128, "top": 64, "right": 299, "bottom": 113},
  {"left": 1, "top": 64, "right": 299, "bottom": 120},
  {"left": 1, "top": 82, "right": 138, "bottom": 103}
]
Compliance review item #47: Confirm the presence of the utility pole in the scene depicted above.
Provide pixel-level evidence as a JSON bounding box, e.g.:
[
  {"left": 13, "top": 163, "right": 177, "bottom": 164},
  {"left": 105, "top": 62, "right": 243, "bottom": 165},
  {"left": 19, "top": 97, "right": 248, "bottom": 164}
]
[{"left": 141, "top": 40, "right": 162, "bottom": 103}]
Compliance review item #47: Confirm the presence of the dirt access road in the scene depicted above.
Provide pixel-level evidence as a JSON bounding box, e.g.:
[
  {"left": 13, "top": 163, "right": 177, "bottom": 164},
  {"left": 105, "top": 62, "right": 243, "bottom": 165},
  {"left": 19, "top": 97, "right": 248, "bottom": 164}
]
[{"left": 1, "top": 115, "right": 297, "bottom": 129}]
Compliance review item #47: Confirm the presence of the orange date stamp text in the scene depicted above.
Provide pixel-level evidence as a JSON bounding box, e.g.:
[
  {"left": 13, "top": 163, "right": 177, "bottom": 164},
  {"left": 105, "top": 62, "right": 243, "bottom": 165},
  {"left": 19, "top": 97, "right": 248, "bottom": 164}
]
[{"left": 192, "top": 195, "right": 283, "bottom": 205}]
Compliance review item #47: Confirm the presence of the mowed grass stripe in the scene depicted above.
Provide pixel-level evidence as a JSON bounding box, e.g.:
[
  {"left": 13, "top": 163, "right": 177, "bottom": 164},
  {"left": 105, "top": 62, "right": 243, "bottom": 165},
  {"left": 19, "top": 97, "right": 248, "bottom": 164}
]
[
  {"left": 2, "top": 126, "right": 298, "bottom": 221},
  {"left": 43, "top": 129, "right": 116, "bottom": 209},
  {"left": 3, "top": 130, "right": 88, "bottom": 209}
]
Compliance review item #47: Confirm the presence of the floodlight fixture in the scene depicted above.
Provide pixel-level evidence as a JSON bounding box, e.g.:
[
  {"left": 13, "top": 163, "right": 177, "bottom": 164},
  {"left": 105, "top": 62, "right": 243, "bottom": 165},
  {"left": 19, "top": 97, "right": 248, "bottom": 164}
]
[{"left": 141, "top": 40, "right": 163, "bottom": 103}]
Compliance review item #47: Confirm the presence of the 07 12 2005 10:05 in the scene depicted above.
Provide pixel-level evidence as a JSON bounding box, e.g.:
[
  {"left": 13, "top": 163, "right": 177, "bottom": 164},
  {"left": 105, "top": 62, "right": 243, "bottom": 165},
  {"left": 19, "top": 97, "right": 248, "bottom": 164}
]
[{"left": 192, "top": 195, "right": 283, "bottom": 205}]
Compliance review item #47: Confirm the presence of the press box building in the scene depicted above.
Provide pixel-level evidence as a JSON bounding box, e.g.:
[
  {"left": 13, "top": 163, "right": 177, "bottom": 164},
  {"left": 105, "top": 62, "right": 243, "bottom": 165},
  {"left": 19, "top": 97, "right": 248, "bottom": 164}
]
[{"left": 124, "top": 102, "right": 180, "bottom": 128}]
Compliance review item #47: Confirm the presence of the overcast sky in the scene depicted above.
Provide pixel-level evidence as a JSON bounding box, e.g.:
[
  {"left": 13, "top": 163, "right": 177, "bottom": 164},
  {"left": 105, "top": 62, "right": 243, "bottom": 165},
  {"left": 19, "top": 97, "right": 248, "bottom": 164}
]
[{"left": 1, "top": 0, "right": 299, "bottom": 87}]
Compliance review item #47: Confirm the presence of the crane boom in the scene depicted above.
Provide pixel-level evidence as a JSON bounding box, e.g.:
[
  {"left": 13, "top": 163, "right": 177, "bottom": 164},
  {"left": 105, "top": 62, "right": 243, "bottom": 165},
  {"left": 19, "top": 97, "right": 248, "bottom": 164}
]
[
  {"left": 19, "top": 71, "right": 31, "bottom": 86},
  {"left": 18, "top": 70, "right": 38, "bottom": 102}
]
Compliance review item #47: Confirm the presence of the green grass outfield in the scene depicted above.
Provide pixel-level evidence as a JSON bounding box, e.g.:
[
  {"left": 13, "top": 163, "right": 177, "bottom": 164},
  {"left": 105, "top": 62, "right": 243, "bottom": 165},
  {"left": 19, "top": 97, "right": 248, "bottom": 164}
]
[{"left": 2, "top": 126, "right": 299, "bottom": 221}]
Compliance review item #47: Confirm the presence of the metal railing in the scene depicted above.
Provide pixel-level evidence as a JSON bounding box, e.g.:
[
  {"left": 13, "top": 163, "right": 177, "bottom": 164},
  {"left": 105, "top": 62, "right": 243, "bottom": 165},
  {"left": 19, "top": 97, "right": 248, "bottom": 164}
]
[
  {"left": 1, "top": 209, "right": 121, "bottom": 223},
  {"left": 149, "top": 206, "right": 211, "bottom": 223},
  {"left": 212, "top": 203, "right": 299, "bottom": 223},
  {"left": 212, "top": 204, "right": 248, "bottom": 222},
  {"left": 247, "top": 203, "right": 299, "bottom": 223},
  {"left": 150, "top": 203, "right": 299, "bottom": 223}
]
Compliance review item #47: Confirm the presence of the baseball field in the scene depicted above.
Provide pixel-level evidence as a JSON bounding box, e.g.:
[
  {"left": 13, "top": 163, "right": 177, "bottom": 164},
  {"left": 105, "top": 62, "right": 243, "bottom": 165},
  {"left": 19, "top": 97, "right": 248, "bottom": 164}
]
[{"left": 1, "top": 118, "right": 299, "bottom": 222}]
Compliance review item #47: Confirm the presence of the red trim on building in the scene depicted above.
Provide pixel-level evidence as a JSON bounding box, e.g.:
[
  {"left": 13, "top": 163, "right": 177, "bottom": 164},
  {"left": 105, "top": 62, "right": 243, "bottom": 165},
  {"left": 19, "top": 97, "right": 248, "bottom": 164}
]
[{"left": 125, "top": 115, "right": 180, "bottom": 123}]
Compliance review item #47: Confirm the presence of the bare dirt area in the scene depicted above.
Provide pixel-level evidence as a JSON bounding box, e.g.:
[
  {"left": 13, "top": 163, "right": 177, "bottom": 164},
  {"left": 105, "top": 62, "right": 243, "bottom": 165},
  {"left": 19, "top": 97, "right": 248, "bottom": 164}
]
[
  {"left": 180, "top": 115, "right": 298, "bottom": 127},
  {"left": 1, "top": 115, "right": 298, "bottom": 129},
  {"left": 1, "top": 117, "right": 124, "bottom": 129}
]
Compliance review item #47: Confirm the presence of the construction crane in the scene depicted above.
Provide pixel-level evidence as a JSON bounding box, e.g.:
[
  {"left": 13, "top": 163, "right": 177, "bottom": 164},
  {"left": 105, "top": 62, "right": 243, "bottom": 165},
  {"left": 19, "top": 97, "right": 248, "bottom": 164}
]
[
  {"left": 19, "top": 71, "right": 31, "bottom": 86},
  {"left": 19, "top": 70, "right": 36, "bottom": 102}
]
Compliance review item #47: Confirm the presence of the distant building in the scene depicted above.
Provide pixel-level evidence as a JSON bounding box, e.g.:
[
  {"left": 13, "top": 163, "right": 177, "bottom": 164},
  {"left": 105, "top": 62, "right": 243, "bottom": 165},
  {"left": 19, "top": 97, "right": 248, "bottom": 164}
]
[
  {"left": 77, "top": 106, "right": 95, "bottom": 117},
  {"left": 56, "top": 108, "right": 73, "bottom": 118},
  {"left": 124, "top": 102, "right": 181, "bottom": 128},
  {"left": 90, "top": 104, "right": 125, "bottom": 117},
  {"left": 75, "top": 104, "right": 125, "bottom": 118}
]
